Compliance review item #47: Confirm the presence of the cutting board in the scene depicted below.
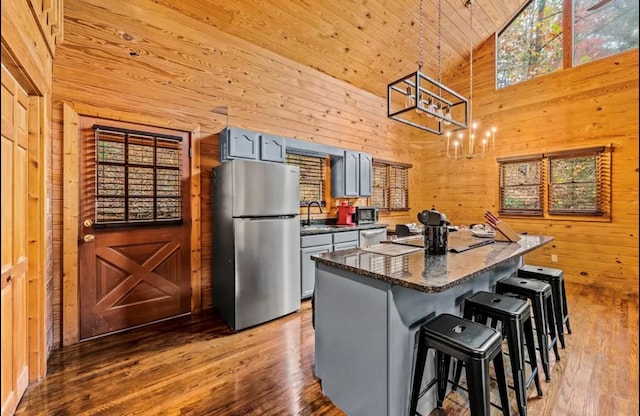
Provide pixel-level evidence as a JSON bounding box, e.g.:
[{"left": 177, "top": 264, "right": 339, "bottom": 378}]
[{"left": 361, "top": 244, "right": 423, "bottom": 256}]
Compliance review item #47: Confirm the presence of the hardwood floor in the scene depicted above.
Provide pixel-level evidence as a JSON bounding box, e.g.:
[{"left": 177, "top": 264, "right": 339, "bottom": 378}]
[{"left": 15, "top": 283, "right": 638, "bottom": 416}]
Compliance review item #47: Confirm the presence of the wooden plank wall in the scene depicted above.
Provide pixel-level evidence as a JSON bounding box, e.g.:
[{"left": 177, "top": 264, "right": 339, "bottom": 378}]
[
  {"left": 49, "top": 0, "right": 638, "bottom": 347},
  {"left": 2, "top": 0, "right": 62, "bottom": 383},
  {"left": 411, "top": 36, "right": 639, "bottom": 293},
  {"left": 50, "top": 0, "right": 423, "bottom": 348}
]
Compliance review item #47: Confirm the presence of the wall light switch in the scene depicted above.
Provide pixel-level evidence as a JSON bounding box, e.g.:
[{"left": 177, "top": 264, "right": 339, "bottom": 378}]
[{"left": 551, "top": 254, "right": 558, "bottom": 263}]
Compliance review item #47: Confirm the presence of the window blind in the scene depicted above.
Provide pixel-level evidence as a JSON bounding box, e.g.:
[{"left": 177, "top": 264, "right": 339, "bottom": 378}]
[{"left": 286, "top": 153, "right": 326, "bottom": 205}]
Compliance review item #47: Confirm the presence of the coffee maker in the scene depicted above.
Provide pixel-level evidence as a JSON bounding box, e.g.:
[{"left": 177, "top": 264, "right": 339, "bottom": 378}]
[{"left": 336, "top": 201, "right": 355, "bottom": 225}]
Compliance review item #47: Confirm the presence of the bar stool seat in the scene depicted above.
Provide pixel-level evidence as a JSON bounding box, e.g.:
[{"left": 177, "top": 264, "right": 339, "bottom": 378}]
[
  {"left": 496, "top": 277, "right": 560, "bottom": 382},
  {"left": 409, "top": 313, "right": 511, "bottom": 416},
  {"left": 518, "top": 265, "right": 571, "bottom": 348},
  {"left": 454, "top": 291, "right": 543, "bottom": 416}
]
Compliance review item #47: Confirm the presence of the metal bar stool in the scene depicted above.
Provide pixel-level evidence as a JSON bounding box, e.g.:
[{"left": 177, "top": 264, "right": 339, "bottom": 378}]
[
  {"left": 453, "top": 291, "right": 543, "bottom": 416},
  {"left": 496, "top": 277, "right": 560, "bottom": 382},
  {"left": 409, "top": 313, "right": 511, "bottom": 416},
  {"left": 517, "top": 265, "right": 571, "bottom": 348}
]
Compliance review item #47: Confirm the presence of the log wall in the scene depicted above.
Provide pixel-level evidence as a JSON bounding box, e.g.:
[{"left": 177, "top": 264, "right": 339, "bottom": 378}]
[
  {"left": 49, "top": 0, "right": 638, "bottom": 347},
  {"left": 411, "top": 37, "right": 639, "bottom": 293}
]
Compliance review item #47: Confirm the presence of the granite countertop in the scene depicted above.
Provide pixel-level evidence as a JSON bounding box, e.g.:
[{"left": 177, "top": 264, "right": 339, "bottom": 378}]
[
  {"left": 300, "top": 222, "right": 388, "bottom": 236},
  {"left": 311, "top": 231, "right": 554, "bottom": 293}
]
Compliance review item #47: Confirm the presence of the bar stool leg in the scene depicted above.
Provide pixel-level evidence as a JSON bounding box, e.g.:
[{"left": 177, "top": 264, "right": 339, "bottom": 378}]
[
  {"left": 409, "top": 333, "right": 428, "bottom": 415},
  {"left": 466, "top": 358, "right": 492, "bottom": 416},
  {"left": 436, "top": 351, "right": 451, "bottom": 407},
  {"left": 504, "top": 318, "right": 527, "bottom": 416},
  {"left": 493, "top": 349, "right": 512, "bottom": 416},
  {"left": 550, "top": 279, "right": 566, "bottom": 348},
  {"left": 524, "top": 316, "right": 543, "bottom": 397},
  {"left": 546, "top": 296, "right": 561, "bottom": 361},
  {"left": 531, "top": 295, "right": 551, "bottom": 382},
  {"left": 561, "top": 281, "right": 572, "bottom": 334}
]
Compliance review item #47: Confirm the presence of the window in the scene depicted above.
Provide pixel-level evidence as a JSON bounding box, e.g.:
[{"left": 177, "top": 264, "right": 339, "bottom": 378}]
[
  {"left": 94, "top": 126, "right": 182, "bottom": 225},
  {"left": 286, "top": 152, "right": 326, "bottom": 205},
  {"left": 574, "top": 0, "right": 639, "bottom": 65},
  {"left": 497, "top": 0, "right": 564, "bottom": 88},
  {"left": 547, "top": 148, "right": 607, "bottom": 215},
  {"left": 498, "top": 147, "right": 611, "bottom": 217},
  {"left": 498, "top": 156, "right": 544, "bottom": 215},
  {"left": 497, "top": 0, "right": 638, "bottom": 88},
  {"left": 372, "top": 159, "right": 411, "bottom": 211}
]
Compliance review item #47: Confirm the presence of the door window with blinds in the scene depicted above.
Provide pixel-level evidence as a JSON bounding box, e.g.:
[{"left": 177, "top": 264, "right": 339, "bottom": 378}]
[
  {"left": 94, "top": 125, "right": 183, "bottom": 226},
  {"left": 286, "top": 152, "right": 327, "bottom": 205},
  {"left": 372, "top": 160, "right": 411, "bottom": 211},
  {"left": 498, "top": 146, "right": 610, "bottom": 218}
]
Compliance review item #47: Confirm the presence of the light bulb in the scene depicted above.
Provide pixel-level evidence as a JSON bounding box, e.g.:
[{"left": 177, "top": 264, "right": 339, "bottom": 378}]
[
  {"left": 405, "top": 86, "right": 414, "bottom": 107},
  {"left": 416, "top": 93, "right": 424, "bottom": 113},
  {"left": 443, "top": 106, "right": 451, "bottom": 125},
  {"left": 425, "top": 97, "right": 434, "bottom": 118}
]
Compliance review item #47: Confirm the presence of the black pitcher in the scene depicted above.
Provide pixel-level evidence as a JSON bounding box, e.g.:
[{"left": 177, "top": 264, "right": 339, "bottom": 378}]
[
  {"left": 418, "top": 207, "right": 449, "bottom": 255},
  {"left": 424, "top": 224, "right": 448, "bottom": 255}
]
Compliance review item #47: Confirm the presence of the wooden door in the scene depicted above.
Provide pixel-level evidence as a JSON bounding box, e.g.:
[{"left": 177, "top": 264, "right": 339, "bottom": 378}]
[
  {"left": 1, "top": 64, "right": 30, "bottom": 416},
  {"left": 78, "top": 117, "right": 192, "bottom": 340}
]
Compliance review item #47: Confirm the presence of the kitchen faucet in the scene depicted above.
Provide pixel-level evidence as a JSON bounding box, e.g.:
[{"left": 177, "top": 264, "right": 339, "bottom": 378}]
[{"left": 305, "top": 201, "right": 323, "bottom": 226}]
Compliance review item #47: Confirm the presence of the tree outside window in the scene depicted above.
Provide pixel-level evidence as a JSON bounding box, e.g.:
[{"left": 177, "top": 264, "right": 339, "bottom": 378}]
[
  {"left": 574, "top": 0, "right": 639, "bottom": 65},
  {"left": 497, "top": 0, "right": 563, "bottom": 88},
  {"left": 497, "top": 0, "right": 638, "bottom": 88}
]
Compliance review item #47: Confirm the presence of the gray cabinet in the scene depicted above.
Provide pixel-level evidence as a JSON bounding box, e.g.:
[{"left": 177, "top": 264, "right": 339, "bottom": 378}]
[
  {"left": 220, "top": 128, "right": 286, "bottom": 163},
  {"left": 300, "top": 230, "right": 360, "bottom": 299},
  {"left": 259, "top": 134, "right": 286, "bottom": 163},
  {"left": 301, "top": 243, "right": 332, "bottom": 299},
  {"left": 220, "top": 127, "right": 259, "bottom": 160},
  {"left": 359, "top": 153, "right": 372, "bottom": 197},
  {"left": 331, "top": 151, "right": 372, "bottom": 197}
]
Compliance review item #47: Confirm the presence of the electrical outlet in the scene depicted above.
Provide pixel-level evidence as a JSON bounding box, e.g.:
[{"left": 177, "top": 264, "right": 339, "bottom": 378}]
[{"left": 551, "top": 254, "right": 558, "bottom": 263}]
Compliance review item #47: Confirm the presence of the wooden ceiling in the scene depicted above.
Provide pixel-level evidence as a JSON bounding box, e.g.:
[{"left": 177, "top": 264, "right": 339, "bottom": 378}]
[{"left": 152, "top": 0, "right": 525, "bottom": 98}]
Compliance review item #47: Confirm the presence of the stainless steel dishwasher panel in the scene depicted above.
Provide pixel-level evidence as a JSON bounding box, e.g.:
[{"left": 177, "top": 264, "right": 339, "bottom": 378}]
[{"left": 359, "top": 228, "right": 388, "bottom": 247}]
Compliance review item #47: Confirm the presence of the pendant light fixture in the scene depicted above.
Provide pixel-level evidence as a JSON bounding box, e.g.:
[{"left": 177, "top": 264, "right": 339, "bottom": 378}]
[
  {"left": 387, "top": 0, "right": 468, "bottom": 135},
  {"left": 446, "top": 0, "right": 497, "bottom": 159}
]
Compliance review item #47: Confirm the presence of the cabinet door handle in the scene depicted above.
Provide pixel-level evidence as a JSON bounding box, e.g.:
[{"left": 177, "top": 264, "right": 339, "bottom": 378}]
[{"left": 6, "top": 275, "right": 13, "bottom": 284}]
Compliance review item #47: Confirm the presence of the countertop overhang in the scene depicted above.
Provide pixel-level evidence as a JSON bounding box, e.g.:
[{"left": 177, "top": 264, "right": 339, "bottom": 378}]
[{"left": 312, "top": 232, "right": 554, "bottom": 293}]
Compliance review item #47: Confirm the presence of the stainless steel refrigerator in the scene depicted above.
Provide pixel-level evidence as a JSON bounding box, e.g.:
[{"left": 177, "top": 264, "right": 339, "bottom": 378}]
[{"left": 212, "top": 159, "right": 301, "bottom": 331}]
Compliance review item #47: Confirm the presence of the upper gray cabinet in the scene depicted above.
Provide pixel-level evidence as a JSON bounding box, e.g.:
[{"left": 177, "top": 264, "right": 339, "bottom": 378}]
[
  {"left": 259, "top": 134, "right": 286, "bottom": 163},
  {"left": 359, "top": 153, "right": 372, "bottom": 197},
  {"left": 331, "top": 150, "right": 372, "bottom": 197},
  {"left": 220, "top": 127, "right": 286, "bottom": 163}
]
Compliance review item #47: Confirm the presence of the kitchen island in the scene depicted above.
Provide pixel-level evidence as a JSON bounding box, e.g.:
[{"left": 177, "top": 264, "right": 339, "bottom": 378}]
[{"left": 312, "top": 232, "right": 553, "bottom": 416}]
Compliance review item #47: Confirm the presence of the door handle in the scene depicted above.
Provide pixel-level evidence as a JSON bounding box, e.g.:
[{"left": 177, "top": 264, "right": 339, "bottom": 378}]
[
  {"left": 83, "top": 234, "right": 95, "bottom": 243},
  {"left": 83, "top": 219, "right": 94, "bottom": 228}
]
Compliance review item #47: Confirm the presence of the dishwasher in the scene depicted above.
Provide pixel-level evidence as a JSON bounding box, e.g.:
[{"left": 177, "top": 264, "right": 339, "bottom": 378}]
[{"left": 359, "top": 228, "right": 387, "bottom": 247}]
